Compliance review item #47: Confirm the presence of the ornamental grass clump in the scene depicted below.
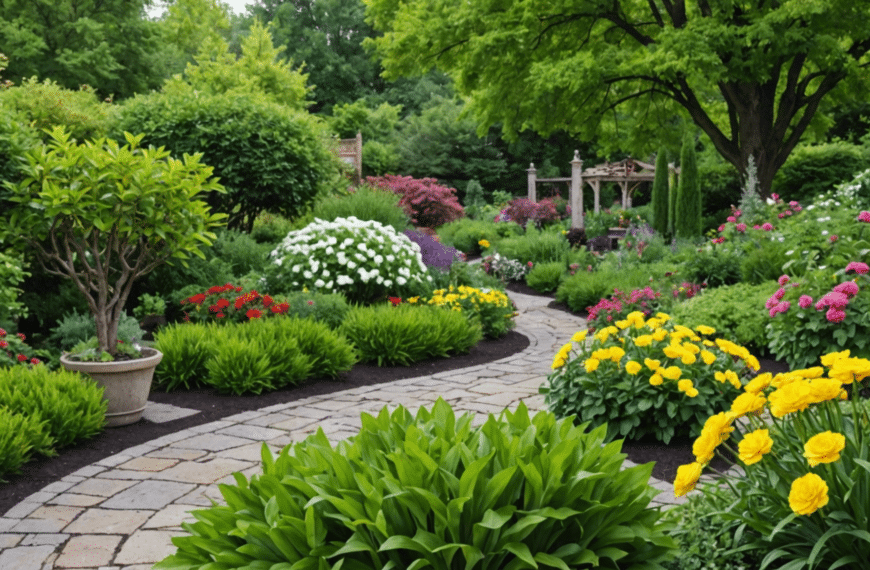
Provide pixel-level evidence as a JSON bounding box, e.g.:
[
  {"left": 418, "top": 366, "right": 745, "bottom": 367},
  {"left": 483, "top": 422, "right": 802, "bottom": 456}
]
[
  {"left": 420, "top": 284, "right": 517, "bottom": 338},
  {"left": 265, "top": 216, "right": 432, "bottom": 304},
  {"left": 673, "top": 350, "right": 870, "bottom": 569},
  {"left": 542, "top": 312, "right": 759, "bottom": 444},
  {"left": 155, "top": 399, "right": 677, "bottom": 570}
]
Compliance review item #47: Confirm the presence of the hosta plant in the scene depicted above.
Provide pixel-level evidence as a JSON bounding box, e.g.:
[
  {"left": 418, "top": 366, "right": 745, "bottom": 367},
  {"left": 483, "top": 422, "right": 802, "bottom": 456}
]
[
  {"left": 419, "top": 285, "right": 517, "bottom": 338},
  {"left": 265, "top": 216, "right": 432, "bottom": 304},
  {"left": 542, "top": 312, "right": 760, "bottom": 444},
  {"left": 155, "top": 399, "right": 676, "bottom": 570},
  {"left": 673, "top": 350, "right": 870, "bottom": 569}
]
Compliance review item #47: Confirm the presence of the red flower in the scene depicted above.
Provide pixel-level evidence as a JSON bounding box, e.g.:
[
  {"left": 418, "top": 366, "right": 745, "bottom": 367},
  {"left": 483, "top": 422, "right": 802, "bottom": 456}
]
[
  {"left": 262, "top": 295, "right": 274, "bottom": 307},
  {"left": 188, "top": 293, "right": 206, "bottom": 305},
  {"left": 209, "top": 304, "right": 221, "bottom": 313},
  {"left": 388, "top": 297, "right": 402, "bottom": 306},
  {"left": 216, "top": 312, "right": 225, "bottom": 318},
  {"left": 235, "top": 286, "right": 243, "bottom": 292},
  {"left": 307, "top": 300, "right": 314, "bottom": 306},
  {"left": 234, "top": 298, "right": 246, "bottom": 310},
  {"left": 829, "top": 234, "right": 838, "bottom": 242},
  {"left": 216, "top": 298, "right": 230, "bottom": 309},
  {"left": 246, "top": 309, "right": 263, "bottom": 319},
  {"left": 0, "top": 328, "right": 5, "bottom": 337},
  {"left": 30, "top": 358, "right": 40, "bottom": 365},
  {"left": 17, "top": 332, "right": 25, "bottom": 341},
  {"left": 207, "top": 285, "right": 224, "bottom": 294},
  {"left": 223, "top": 283, "right": 236, "bottom": 291},
  {"left": 17, "top": 354, "right": 27, "bottom": 362},
  {"left": 0, "top": 340, "right": 7, "bottom": 348}
]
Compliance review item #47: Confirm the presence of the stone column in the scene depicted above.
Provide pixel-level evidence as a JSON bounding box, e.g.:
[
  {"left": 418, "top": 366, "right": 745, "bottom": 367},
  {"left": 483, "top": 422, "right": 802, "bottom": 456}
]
[
  {"left": 527, "top": 163, "right": 537, "bottom": 202},
  {"left": 592, "top": 180, "right": 601, "bottom": 214},
  {"left": 570, "top": 150, "right": 584, "bottom": 229}
]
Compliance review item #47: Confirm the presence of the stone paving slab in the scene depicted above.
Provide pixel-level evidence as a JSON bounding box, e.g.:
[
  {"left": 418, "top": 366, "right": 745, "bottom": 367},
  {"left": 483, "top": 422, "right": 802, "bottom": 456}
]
[{"left": 0, "top": 290, "right": 687, "bottom": 567}]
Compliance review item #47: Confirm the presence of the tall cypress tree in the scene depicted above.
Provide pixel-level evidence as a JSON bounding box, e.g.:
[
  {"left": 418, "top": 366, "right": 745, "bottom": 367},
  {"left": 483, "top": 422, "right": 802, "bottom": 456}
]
[
  {"left": 651, "top": 148, "right": 669, "bottom": 236},
  {"left": 675, "top": 135, "right": 702, "bottom": 237}
]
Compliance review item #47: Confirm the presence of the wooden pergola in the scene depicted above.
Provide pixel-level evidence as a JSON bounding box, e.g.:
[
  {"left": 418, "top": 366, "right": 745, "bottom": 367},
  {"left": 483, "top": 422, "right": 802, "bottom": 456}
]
[{"left": 528, "top": 152, "right": 678, "bottom": 229}]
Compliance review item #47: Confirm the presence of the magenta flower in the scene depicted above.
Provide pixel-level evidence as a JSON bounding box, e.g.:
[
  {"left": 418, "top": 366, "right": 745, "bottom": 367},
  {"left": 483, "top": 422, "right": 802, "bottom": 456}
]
[
  {"left": 774, "top": 287, "right": 787, "bottom": 300},
  {"left": 765, "top": 295, "right": 778, "bottom": 310},
  {"left": 778, "top": 275, "right": 790, "bottom": 286},
  {"left": 771, "top": 193, "right": 780, "bottom": 201},
  {"left": 727, "top": 216, "right": 736, "bottom": 223},
  {"left": 858, "top": 211, "right": 870, "bottom": 223},
  {"left": 734, "top": 210, "right": 742, "bottom": 217},
  {"left": 798, "top": 295, "right": 814, "bottom": 309},
  {"left": 826, "top": 307, "right": 847, "bottom": 323},
  {"left": 762, "top": 223, "right": 774, "bottom": 231},
  {"left": 830, "top": 234, "right": 838, "bottom": 242},
  {"left": 789, "top": 201, "right": 800, "bottom": 208},
  {"left": 833, "top": 281, "right": 859, "bottom": 298},
  {"left": 845, "top": 261, "right": 869, "bottom": 274},
  {"left": 753, "top": 224, "right": 761, "bottom": 230},
  {"left": 718, "top": 224, "right": 725, "bottom": 232},
  {"left": 819, "top": 291, "right": 850, "bottom": 309},
  {"left": 735, "top": 223, "right": 747, "bottom": 232},
  {"left": 769, "top": 301, "right": 790, "bottom": 317},
  {"left": 778, "top": 212, "right": 785, "bottom": 219}
]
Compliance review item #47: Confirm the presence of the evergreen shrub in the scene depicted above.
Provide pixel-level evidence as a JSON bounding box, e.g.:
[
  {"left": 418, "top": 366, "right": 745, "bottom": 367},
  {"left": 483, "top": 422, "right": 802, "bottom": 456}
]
[
  {"left": 773, "top": 141, "right": 870, "bottom": 204},
  {"left": 525, "top": 261, "right": 565, "bottom": 293},
  {"left": 495, "top": 227, "right": 570, "bottom": 265},
  {"left": 155, "top": 399, "right": 676, "bottom": 570}
]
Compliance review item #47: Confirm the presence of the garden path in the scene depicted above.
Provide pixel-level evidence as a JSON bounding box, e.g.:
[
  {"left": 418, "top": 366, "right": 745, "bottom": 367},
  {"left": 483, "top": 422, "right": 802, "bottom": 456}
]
[{"left": 0, "top": 291, "right": 685, "bottom": 570}]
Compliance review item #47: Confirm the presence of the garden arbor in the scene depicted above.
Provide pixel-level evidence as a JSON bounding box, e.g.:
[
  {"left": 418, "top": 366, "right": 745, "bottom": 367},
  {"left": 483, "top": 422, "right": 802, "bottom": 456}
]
[{"left": 528, "top": 152, "right": 677, "bottom": 229}]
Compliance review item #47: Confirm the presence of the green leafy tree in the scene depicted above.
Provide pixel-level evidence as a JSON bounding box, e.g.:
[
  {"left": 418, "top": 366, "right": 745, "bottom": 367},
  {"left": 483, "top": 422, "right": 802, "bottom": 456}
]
[
  {"left": 153, "top": 0, "right": 233, "bottom": 76},
  {"left": 0, "top": 0, "right": 164, "bottom": 99},
  {"left": 675, "top": 135, "right": 702, "bottom": 238},
  {"left": 651, "top": 147, "right": 669, "bottom": 236},
  {"left": 365, "top": 0, "right": 870, "bottom": 195}
]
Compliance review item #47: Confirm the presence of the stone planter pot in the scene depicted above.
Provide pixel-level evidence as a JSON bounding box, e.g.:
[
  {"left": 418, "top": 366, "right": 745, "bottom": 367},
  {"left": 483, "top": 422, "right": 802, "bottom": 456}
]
[{"left": 61, "top": 348, "right": 163, "bottom": 427}]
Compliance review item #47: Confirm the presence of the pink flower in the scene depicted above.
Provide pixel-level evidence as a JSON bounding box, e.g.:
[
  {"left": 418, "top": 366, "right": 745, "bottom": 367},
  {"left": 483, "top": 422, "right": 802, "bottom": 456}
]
[
  {"left": 778, "top": 212, "right": 785, "bottom": 219},
  {"left": 727, "top": 216, "right": 736, "bottom": 223},
  {"left": 789, "top": 201, "right": 800, "bottom": 207},
  {"left": 17, "top": 333, "right": 25, "bottom": 341},
  {"left": 712, "top": 237, "right": 726, "bottom": 244},
  {"left": 762, "top": 223, "right": 774, "bottom": 231},
  {"left": 845, "top": 261, "right": 869, "bottom": 274},
  {"left": 0, "top": 328, "right": 5, "bottom": 337},
  {"left": 735, "top": 223, "right": 747, "bottom": 232},
  {"left": 765, "top": 295, "right": 778, "bottom": 309},
  {"left": 718, "top": 224, "right": 725, "bottom": 232},
  {"left": 819, "top": 291, "right": 850, "bottom": 309},
  {"left": 30, "top": 358, "right": 40, "bottom": 365},
  {"left": 734, "top": 210, "right": 742, "bottom": 217},
  {"left": 826, "top": 308, "right": 847, "bottom": 323},
  {"left": 0, "top": 340, "right": 7, "bottom": 348},
  {"left": 527, "top": 261, "right": 533, "bottom": 267},
  {"left": 784, "top": 210, "right": 793, "bottom": 216},
  {"left": 769, "top": 301, "right": 790, "bottom": 317},
  {"left": 833, "top": 281, "right": 859, "bottom": 298},
  {"left": 753, "top": 224, "right": 761, "bottom": 230},
  {"left": 830, "top": 235, "right": 838, "bottom": 242},
  {"left": 793, "top": 205, "right": 802, "bottom": 212},
  {"left": 858, "top": 211, "right": 870, "bottom": 223},
  {"left": 771, "top": 193, "right": 780, "bottom": 201},
  {"left": 778, "top": 275, "right": 790, "bottom": 286},
  {"left": 774, "top": 287, "right": 787, "bottom": 300},
  {"left": 798, "top": 295, "right": 814, "bottom": 308}
]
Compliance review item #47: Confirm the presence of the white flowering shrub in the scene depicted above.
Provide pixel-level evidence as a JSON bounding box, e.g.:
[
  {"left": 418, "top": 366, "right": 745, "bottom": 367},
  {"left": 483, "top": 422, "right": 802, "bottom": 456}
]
[{"left": 265, "top": 217, "right": 432, "bottom": 303}]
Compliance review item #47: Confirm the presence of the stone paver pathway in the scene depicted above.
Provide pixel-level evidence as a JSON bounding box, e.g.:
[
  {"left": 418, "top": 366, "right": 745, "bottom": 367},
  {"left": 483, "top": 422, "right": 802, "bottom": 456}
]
[{"left": 0, "top": 291, "right": 683, "bottom": 569}]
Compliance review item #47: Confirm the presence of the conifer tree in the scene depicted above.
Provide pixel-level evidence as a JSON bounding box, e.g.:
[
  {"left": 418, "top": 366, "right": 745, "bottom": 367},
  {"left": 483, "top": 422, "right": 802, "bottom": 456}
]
[
  {"left": 651, "top": 148, "right": 669, "bottom": 236},
  {"left": 675, "top": 135, "right": 702, "bottom": 238}
]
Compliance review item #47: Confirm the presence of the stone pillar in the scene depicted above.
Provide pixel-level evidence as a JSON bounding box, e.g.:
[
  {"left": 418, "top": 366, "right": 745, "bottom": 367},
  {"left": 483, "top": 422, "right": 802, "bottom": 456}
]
[
  {"left": 621, "top": 181, "right": 629, "bottom": 209},
  {"left": 527, "top": 163, "right": 537, "bottom": 202},
  {"left": 592, "top": 180, "right": 601, "bottom": 214},
  {"left": 570, "top": 150, "right": 584, "bottom": 229}
]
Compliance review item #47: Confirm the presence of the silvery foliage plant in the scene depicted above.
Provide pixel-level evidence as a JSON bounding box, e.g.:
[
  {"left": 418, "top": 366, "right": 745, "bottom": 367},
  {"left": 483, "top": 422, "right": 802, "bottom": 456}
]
[{"left": 265, "top": 217, "right": 432, "bottom": 302}]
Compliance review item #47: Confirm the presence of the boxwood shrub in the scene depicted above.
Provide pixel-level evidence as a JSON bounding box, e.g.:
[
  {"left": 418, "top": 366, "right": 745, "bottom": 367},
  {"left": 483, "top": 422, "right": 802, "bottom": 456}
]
[{"left": 155, "top": 399, "right": 677, "bottom": 570}]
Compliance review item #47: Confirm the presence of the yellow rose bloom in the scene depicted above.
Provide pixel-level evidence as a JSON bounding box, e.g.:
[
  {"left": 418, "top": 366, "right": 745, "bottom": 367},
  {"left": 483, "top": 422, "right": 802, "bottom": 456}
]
[
  {"left": 649, "top": 373, "right": 664, "bottom": 386},
  {"left": 644, "top": 358, "right": 661, "bottom": 371},
  {"left": 571, "top": 330, "right": 588, "bottom": 343},
  {"left": 803, "top": 431, "right": 846, "bottom": 467},
  {"left": 768, "top": 380, "right": 812, "bottom": 418},
  {"left": 633, "top": 335, "right": 654, "bottom": 347},
  {"left": 793, "top": 366, "right": 824, "bottom": 379},
  {"left": 820, "top": 349, "right": 851, "bottom": 368},
  {"left": 584, "top": 358, "right": 600, "bottom": 373},
  {"left": 625, "top": 360, "right": 642, "bottom": 375},
  {"left": 692, "top": 431, "right": 719, "bottom": 464},
  {"left": 695, "top": 325, "right": 716, "bottom": 336},
  {"left": 788, "top": 473, "right": 829, "bottom": 515},
  {"left": 772, "top": 372, "right": 802, "bottom": 389},
  {"left": 661, "top": 366, "right": 682, "bottom": 380},
  {"left": 730, "top": 392, "right": 766, "bottom": 416},
  {"left": 807, "top": 378, "right": 845, "bottom": 404},
  {"left": 702, "top": 412, "right": 735, "bottom": 444},
  {"left": 828, "top": 357, "right": 870, "bottom": 384},
  {"left": 700, "top": 350, "right": 717, "bottom": 365},
  {"left": 673, "top": 462, "right": 703, "bottom": 497},
  {"left": 744, "top": 373, "right": 772, "bottom": 394},
  {"left": 737, "top": 429, "right": 773, "bottom": 465}
]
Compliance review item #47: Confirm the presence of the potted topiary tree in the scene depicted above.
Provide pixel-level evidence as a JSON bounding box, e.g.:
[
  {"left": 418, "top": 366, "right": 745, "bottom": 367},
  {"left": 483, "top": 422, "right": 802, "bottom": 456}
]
[{"left": 3, "top": 127, "right": 226, "bottom": 426}]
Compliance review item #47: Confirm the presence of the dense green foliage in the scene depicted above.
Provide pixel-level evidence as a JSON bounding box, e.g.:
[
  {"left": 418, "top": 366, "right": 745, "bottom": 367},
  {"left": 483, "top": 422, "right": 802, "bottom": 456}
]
[
  {"left": 48, "top": 311, "right": 145, "bottom": 353},
  {"left": 493, "top": 227, "right": 570, "bottom": 265},
  {"left": 312, "top": 185, "right": 410, "bottom": 232},
  {"left": 652, "top": 148, "right": 670, "bottom": 236},
  {"left": 156, "top": 400, "right": 676, "bottom": 570},
  {"left": 675, "top": 136, "right": 702, "bottom": 238},
  {"left": 0, "top": 408, "right": 52, "bottom": 482},
  {"left": 339, "top": 303, "right": 482, "bottom": 366},
  {"left": 679, "top": 248, "right": 743, "bottom": 289},
  {"left": 525, "top": 261, "right": 565, "bottom": 293},
  {"left": 772, "top": 141, "right": 869, "bottom": 204},
  {"left": 437, "top": 218, "right": 521, "bottom": 255}
]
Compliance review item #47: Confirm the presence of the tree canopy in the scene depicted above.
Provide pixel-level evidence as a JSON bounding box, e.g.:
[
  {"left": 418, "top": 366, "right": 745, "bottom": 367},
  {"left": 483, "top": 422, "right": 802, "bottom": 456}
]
[{"left": 364, "top": 0, "right": 870, "bottom": 195}]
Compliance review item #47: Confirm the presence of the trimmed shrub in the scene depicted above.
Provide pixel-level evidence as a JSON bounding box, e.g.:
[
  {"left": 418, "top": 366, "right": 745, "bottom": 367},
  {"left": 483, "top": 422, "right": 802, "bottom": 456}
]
[
  {"left": 365, "top": 174, "right": 465, "bottom": 228},
  {"left": 651, "top": 147, "right": 670, "bottom": 236},
  {"left": 0, "top": 365, "right": 106, "bottom": 448},
  {"left": 250, "top": 211, "right": 298, "bottom": 245},
  {"left": 555, "top": 273, "right": 612, "bottom": 314},
  {"left": 339, "top": 303, "right": 482, "bottom": 366},
  {"left": 152, "top": 323, "right": 214, "bottom": 392},
  {"left": 209, "top": 229, "right": 273, "bottom": 278},
  {"left": 436, "top": 217, "right": 518, "bottom": 255},
  {"left": 739, "top": 240, "right": 790, "bottom": 285},
  {"left": 426, "top": 259, "right": 507, "bottom": 293},
  {"left": 675, "top": 135, "right": 702, "bottom": 238},
  {"left": 463, "top": 178, "right": 486, "bottom": 218},
  {"left": 501, "top": 197, "right": 561, "bottom": 228},
  {"left": 280, "top": 291, "right": 351, "bottom": 330},
  {"left": 265, "top": 217, "right": 432, "bottom": 304},
  {"left": 525, "top": 261, "right": 565, "bottom": 293},
  {"left": 155, "top": 400, "right": 677, "bottom": 570},
  {"left": 680, "top": 247, "right": 743, "bottom": 288},
  {"left": 669, "top": 281, "right": 778, "bottom": 353},
  {"left": 0, "top": 408, "right": 52, "bottom": 481},
  {"left": 312, "top": 184, "right": 410, "bottom": 232},
  {"left": 494, "top": 226, "right": 570, "bottom": 265}
]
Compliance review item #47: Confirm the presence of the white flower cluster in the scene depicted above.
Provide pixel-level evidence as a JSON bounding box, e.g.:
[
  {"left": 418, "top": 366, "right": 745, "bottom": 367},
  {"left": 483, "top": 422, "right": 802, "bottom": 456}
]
[{"left": 267, "top": 217, "right": 431, "bottom": 301}]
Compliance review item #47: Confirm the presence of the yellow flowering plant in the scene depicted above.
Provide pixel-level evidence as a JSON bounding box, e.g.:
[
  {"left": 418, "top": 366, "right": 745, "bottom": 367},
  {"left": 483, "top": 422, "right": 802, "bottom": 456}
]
[
  {"left": 542, "top": 311, "right": 758, "bottom": 443},
  {"left": 418, "top": 285, "right": 518, "bottom": 338},
  {"left": 673, "top": 350, "right": 870, "bottom": 569}
]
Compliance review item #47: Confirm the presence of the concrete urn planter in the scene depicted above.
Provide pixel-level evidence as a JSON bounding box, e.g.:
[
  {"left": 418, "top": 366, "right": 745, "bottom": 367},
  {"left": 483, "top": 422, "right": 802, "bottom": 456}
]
[{"left": 61, "top": 348, "right": 163, "bottom": 427}]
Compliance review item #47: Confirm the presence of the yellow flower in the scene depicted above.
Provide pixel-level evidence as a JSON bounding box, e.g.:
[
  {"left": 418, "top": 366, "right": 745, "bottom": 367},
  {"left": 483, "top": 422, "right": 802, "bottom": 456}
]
[
  {"left": 551, "top": 354, "right": 567, "bottom": 369},
  {"left": 744, "top": 354, "right": 761, "bottom": 371},
  {"left": 730, "top": 392, "right": 766, "bottom": 416},
  {"left": 737, "top": 429, "right": 773, "bottom": 465},
  {"left": 820, "top": 349, "right": 851, "bottom": 368},
  {"left": 645, "top": 317, "right": 663, "bottom": 330},
  {"left": 605, "top": 325, "right": 619, "bottom": 335},
  {"left": 644, "top": 358, "right": 661, "bottom": 371},
  {"left": 768, "top": 380, "right": 812, "bottom": 418},
  {"left": 594, "top": 329, "right": 611, "bottom": 343},
  {"left": 626, "top": 311, "right": 646, "bottom": 328},
  {"left": 682, "top": 342, "right": 700, "bottom": 355},
  {"left": 695, "top": 325, "right": 716, "bottom": 336},
  {"left": 652, "top": 329, "right": 668, "bottom": 341},
  {"left": 793, "top": 366, "right": 824, "bottom": 379},
  {"left": 584, "top": 358, "right": 600, "bottom": 373},
  {"left": 649, "top": 373, "right": 664, "bottom": 386},
  {"left": 591, "top": 348, "right": 612, "bottom": 360},
  {"left": 680, "top": 352, "right": 697, "bottom": 365},
  {"left": 656, "top": 312, "right": 671, "bottom": 321},
  {"left": 608, "top": 346, "right": 625, "bottom": 362},
  {"left": 625, "top": 360, "right": 642, "bottom": 375},
  {"left": 702, "top": 412, "right": 735, "bottom": 444},
  {"left": 678, "top": 379, "right": 694, "bottom": 393},
  {"left": 702, "top": 339, "right": 714, "bottom": 347},
  {"left": 663, "top": 344, "right": 684, "bottom": 359},
  {"left": 744, "top": 373, "right": 772, "bottom": 394},
  {"left": 700, "top": 350, "right": 717, "bottom": 366},
  {"left": 807, "top": 377, "right": 845, "bottom": 404},
  {"left": 633, "top": 335, "right": 654, "bottom": 347},
  {"left": 828, "top": 357, "right": 870, "bottom": 384},
  {"left": 788, "top": 473, "right": 829, "bottom": 515},
  {"left": 673, "top": 462, "right": 703, "bottom": 497},
  {"left": 407, "top": 296, "right": 420, "bottom": 304},
  {"left": 661, "top": 366, "right": 682, "bottom": 380},
  {"left": 571, "top": 330, "right": 588, "bottom": 343},
  {"left": 803, "top": 431, "right": 846, "bottom": 467},
  {"left": 615, "top": 319, "right": 630, "bottom": 329},
  {"left": 692, "top": 430, "right": 719, "bottom": 464},
  {"left": 478, "top": 239, "right": 490, "bottom": 249}
]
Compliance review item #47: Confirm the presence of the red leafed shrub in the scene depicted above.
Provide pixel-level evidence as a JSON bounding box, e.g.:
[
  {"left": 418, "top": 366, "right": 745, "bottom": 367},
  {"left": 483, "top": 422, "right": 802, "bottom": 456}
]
[
  {"left": 365, "top": 175, "right": 464, "bottom": 228},
  {"left": 502, "top": 197, "right": 561, "bottom": 229}
]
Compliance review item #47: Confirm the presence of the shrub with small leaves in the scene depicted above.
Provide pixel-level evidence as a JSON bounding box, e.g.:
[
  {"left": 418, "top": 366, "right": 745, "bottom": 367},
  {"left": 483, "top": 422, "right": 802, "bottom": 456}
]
[
  {"left": 524, "top": 261, "right": 565, "bottom": 293},
  {"left": 502, "top": 197, "right": 561, "bottom": 229},
  {"left": 366, "top": 174, "right": 465, "bottom": 228},
  {"left": 155, "top": 399, "right": 677, "bottom": 570}
]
